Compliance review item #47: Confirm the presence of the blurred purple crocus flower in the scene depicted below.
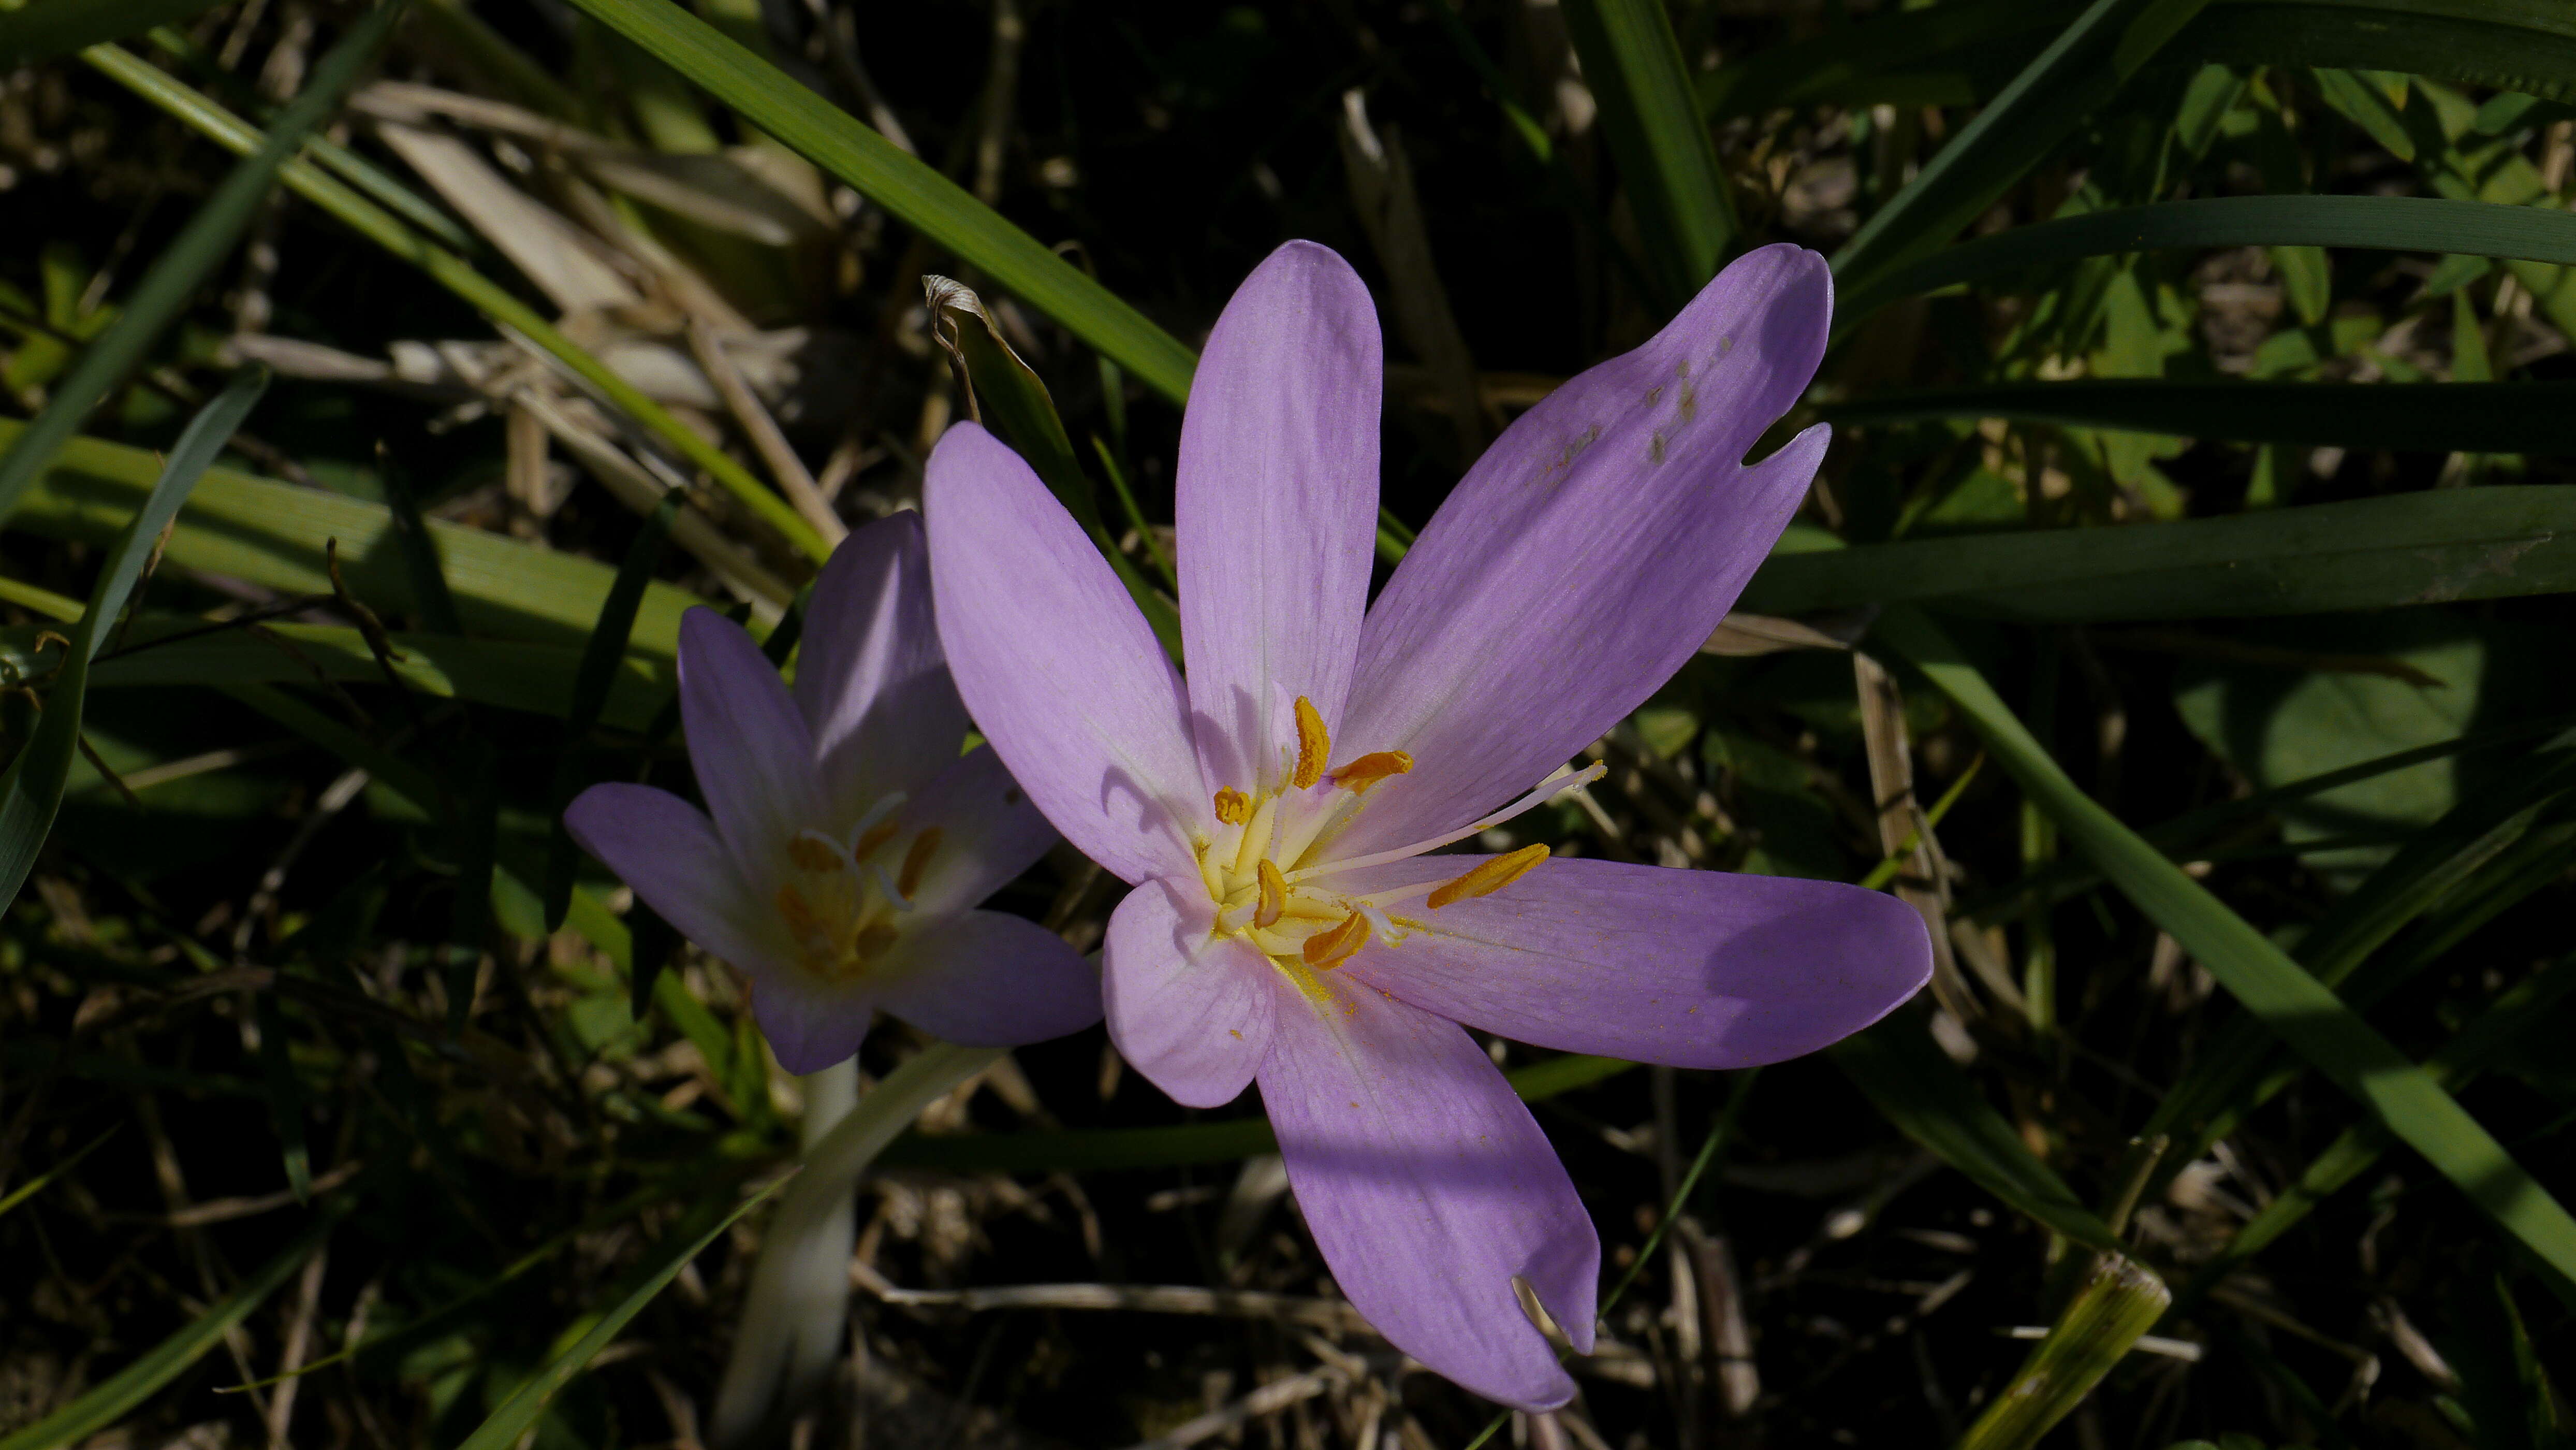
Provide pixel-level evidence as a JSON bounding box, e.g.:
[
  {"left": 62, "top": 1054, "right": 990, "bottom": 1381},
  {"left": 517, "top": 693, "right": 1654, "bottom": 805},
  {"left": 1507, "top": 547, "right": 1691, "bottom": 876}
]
[
  {"left": 923, "top": 241, "right": 1930, "bottom": 1409},
  {"left": 566, "top": 513, "right": 1101, "bottom": 1073}
]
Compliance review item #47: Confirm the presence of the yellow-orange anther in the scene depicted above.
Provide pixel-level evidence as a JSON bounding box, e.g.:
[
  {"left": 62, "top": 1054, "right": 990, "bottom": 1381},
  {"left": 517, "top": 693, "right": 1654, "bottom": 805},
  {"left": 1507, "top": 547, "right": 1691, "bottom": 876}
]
[
  {"left": 1328, "top": 750, "right": 1413, "bottom": 794},
  {"left": 1254, "top": 859, "right": 1288, "bottom": 929},
  {"left": 1292, "top": 697, "right": 1331, "bottom": 790},
  {"left": 850, "top": 819, "right": 901, "bottom": 861},
  {"left": 897, "top": 828, "right": 943, "bottom": 898},
  {"left": 1213, "top": 787, "right": 1252, "bottom": 824},
  {"left": 853, "top": 922, "right": 900, "bottom": 961},
  {"left": 1301, "top": 910, "right": 1370, "bottom": 971},
  {"left": 1427, "top": 844, "right": 1552, "bottom": 910},
  {"left": 787, "top": 835, "right": 841, "bottom": 872}
]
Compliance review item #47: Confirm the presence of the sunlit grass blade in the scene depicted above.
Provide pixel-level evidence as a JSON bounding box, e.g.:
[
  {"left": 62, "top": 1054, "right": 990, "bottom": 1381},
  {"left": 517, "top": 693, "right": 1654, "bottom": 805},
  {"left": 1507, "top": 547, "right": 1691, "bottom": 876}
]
[
  {"left": 452, "top": 1181, "right": 780, "bottom": 1450},
  {"left": 0, "top": 368, "right": 267, "bottom": 917},
  {"left": 545, "top": 492, "right": 680, "bottom": 932},
  {"left": 879, "top": 1054, "right": 1637, "bottom": 1173},
  {"left": 79, "top": 42, "right": 830, "bottom": 563},
  {"left": 0, "top": 1214, "right": 330, "bottom": 1450},
  {"left": 1832, "top": 1013, "right": 2125, "bottom": 1253},
  {"left": 1559, "top": 0, "right": 1736, "bottom": 308},
  {"left": 0, "top": 418, "right": 705, "bottom": 658},
  {"left": 1841, "top": 196, "right": 2576, "bottom": 325},
  {"left": 1958, "top": 1256, "right": 2172, "bottom": 1450},
  {"left": 1743, "top": 486, "right": 2576, "bottom": 621},
  {"left": 0, "top": 4, "right": 395, "bottom": 523},
  {"left": 1832, "top": 0, "right": 2215, "bottom": 291},
  {"left": 0, "top": 0, "right": 228, "bottom": 68},
  {"left": 1875, "top": 604, "right": 2576, "bottom": 1292},
  {"left": 1825, "top": 380, "right": 2576, "bottom": 453},
  {"left": 551, "top": 0, "right": 1198, "bottom": 406}
]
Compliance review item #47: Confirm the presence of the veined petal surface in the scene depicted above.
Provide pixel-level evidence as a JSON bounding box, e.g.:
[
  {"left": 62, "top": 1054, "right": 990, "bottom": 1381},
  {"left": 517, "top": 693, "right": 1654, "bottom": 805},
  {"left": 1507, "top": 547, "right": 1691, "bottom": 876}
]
[
  {"left": 1259, "top": 969, "right": 1596, "bottom": 1411},
  {"left": 1101, "top": 877, "right": 1276, "bottom": 1108},
  {"left": 926, "top": 423, "right": 1203, "bottom": 885},
  {"left": 678, "top": 607, "right": 827, "bottom": 878},
  {"left": 1336, "top": 245, "right": 1833, "bottom": 857},
  {"left": 794, "top": 511, "right": 969, "bottom": 824},
  {"left": 1176, "top": 240, "right": 1380, "bottom": 795},
  {"left": 1338, "top": 857, "right": 1930, "bottom": 1067},
  {"left": 563, "top": 782, "right": 795, "bottom": 987},
  {"left": 875, "top": 910, "right": 1103, "bottom": 1047}
]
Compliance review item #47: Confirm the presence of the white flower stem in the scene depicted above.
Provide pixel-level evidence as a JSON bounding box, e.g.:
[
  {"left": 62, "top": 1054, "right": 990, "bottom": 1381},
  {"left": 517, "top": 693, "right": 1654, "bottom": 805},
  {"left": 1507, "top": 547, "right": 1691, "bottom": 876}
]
[{"left": 708, "top": 1042, "right": 1001, "bottom": 1448}]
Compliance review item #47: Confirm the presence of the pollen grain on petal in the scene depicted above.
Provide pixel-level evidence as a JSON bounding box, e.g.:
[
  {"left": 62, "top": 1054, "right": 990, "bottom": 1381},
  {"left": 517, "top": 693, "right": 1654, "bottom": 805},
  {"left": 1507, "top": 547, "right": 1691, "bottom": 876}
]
[
  {"left": 1292, "top": 696, "right": 1330, "bottom": 790},
  {"left": 1328, "top": 750, "right": 1412, "bottom": 794},
  {"left": 1213, "top": 787, "right": 1252, "bottom": 825},
  {"left": 897, "top": 828, "right": 943, "bottom": 898},
  {"left": 1301, "top": 910, "right": 1369, "bottom": 972},
  {"left": 1426, "top": 844, "right": 1552, "bottom": 910},
  {"left": 1254, "top": 858, "right": 1287, "bottom": 929}
]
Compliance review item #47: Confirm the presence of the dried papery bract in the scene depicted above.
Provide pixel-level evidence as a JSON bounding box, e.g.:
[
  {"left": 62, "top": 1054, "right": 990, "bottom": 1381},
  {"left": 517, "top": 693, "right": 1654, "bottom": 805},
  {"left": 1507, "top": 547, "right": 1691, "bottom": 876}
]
[{"left": 925, "top": 240, "right": 1932, "bottom": 1410}]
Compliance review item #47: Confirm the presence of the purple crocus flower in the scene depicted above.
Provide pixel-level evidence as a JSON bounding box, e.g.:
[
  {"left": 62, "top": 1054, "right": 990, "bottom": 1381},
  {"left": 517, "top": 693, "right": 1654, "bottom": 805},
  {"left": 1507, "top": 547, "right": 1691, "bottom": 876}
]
[
  {"left": 566, "top": 513, "right": 1101, "bottom": 1072},
  {"left": 922, "top": 242, "right": 1931, "bottom": 1409}
]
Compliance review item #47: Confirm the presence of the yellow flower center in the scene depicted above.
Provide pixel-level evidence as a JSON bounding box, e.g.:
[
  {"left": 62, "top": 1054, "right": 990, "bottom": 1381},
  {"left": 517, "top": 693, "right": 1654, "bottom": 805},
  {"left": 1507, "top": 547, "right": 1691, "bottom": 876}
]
[
  {"left": 1193, "top": 695, "right": 1593, "bottom": 977},
  {"left": 771, "top": 796, "right": 940, "bottom": 981}
]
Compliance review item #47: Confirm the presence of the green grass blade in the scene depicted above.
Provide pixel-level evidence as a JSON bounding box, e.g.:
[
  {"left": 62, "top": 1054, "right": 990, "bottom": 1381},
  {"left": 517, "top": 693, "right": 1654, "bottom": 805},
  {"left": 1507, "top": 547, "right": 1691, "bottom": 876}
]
[
  {"left": 0, "top": 1215, "right": 330, "bottom": 1450},
  {"left": 0, "top": 368, "right": 268, "bottom": 917},
  {"left": 929, "top": 278, "right": 1182, "bottom": 658},
  {"left": 78, "top": 42, "right": 829, "bottom": 564},
  {"left": 545, "top": 492, "right": 680, "bottom": 932},
  {"left": 1559, "top": 0, "right": 1737, "bottom": 307},
  {"left": 1842, "top": 196, "right": 2576, "bottom": 324},
  {"left": 54, "top": 622, "right": 677, "bottom": 728},
  {"left": 877, "top": 1054, "right": 1637, "bottom": 1173},
  {"left": 138, "top": 23, "right": 485, "bottom": 256},
  {"left": 1832, "top": 0, "right": 2215, "bottom": 290},
  {"left": 2182, "top": 2, "right": 2576, "bottom": 104},
  {"left": 0, "top": 0, "right": 228, "bottom": 68},
  {"left": 0, "top": 5, "right": 396, "bottom": 523},
  {"left": 451, "top": 1181, "right": 780, "bottom": 1450},
  {"left": 1958, "top": 1256, "right": 2172, "bottom": 1450},
  {"left": 1832, "top": 1013, "right": 2126, "bottom": 1253},
  {"left": 1741, "top": 486, "right": 2576, "bottom": 621},
  {"left": 552, "top": 0, "right": 1199, "bottom": 406},
  {"left": 1697, "top": 0, "right": 2068, "bottom": 119},
  {"left": 253, "top": 988, "right": 312, "bottom": 1201},
  {"left": 1699, "top": 1, "right": 2576, "bottom": 119},
  {"left": 0, "top": 418, "right": 705, "bottom": 658},
  {"left": 1825, "top": 381, "right": 2576, "bottom": 456},
  {"left": 376, "top": 464, "right": 462, "bottom": 637},
  {"left": 2141, "top": 790, "right": 2576, "bottom": 1192},
  {"left": 1875, "top": 604, "right": 2576, "bottom": 1293},
  {"left": 0, "top": 1125, "right": 116, "bottom": 1221},
  {"left": 2173, "top": 950, "right": 2576, "bottom": 1314}
]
